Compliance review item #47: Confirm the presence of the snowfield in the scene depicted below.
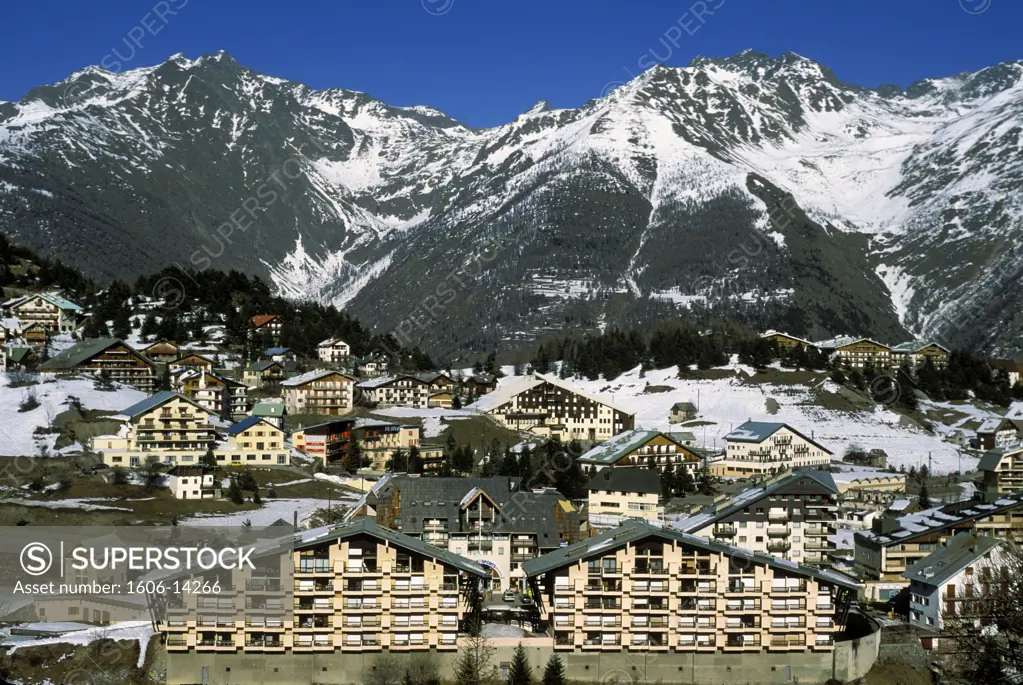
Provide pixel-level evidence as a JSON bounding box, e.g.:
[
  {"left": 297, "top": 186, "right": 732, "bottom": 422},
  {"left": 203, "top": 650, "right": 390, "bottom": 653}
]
[{"left": 483, "top": 360, "right": 993, "bottom": 475}]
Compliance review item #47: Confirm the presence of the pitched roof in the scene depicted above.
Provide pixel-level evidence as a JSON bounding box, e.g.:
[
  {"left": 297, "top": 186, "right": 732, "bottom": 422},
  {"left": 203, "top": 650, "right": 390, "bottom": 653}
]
[
  {"left": 671, "top": 402, "right": 698, "bottom": 411},
  {"left": 40, "top": 338, "right": 150, "bottom": 371},
  {"left": 9, "top": 292, "right": 83, "bottom": 312},
  {"left": 117, "top": 390, "right": 211, "bottom": 420},
  {"left": 577, "top": 430, "right": 700, "bottom": 466},
  {"left": 227, "top": 416, "right": 280, "bottom": 435},
  {"left": 521, "top": 519, "right": 860, "bottom": 591},
  {"left": 263, "top": 347, "right": 292, "bottom": 356},
  {"left": 251, "top": 402, "right": 285, "bottom": 418},
  {"left": 357, "top": 374, "right": 429, "bottom": 389},
  {"left": 586, "top": 467, "right": 662, "bottom": 495},
  {"left": 977, "top": 417, "right": 1015, "bottom": 434},
  {"left": 992, "top": 359, "right": 1020, "bottom": 374},
  {"left": 467, "top": 372, "right": 634, "bottom": 415},
  {"left": 295, "top": 518, "right": 489, "bottom": 577},
  {"left": 760, "top": 330, "right": 813, "bottom": 346},
  {"left": 245, "top": 360, "right": 282, "bottom": 372},
  {"left": 249, "top": 314, "right": 280, "bottom": 328},
  {"left": 901, "top": 533, "right": 1002, "bottom": 587},
  {"left": 7, "top": 347, "right": 33, "bottom": 363},
  {"left": 674, "top": 471, "right": 839, "bottom": 533},
  {"left": 724, "top": 421, "right": 833, "bottom": 454},
  {"left": 891, "top": 341, "right": 950, "bottom": 354},
  {"left": 281, "top": 368, "right": 355, "bottom": 387},
  {"left": 978, "top": 446, "right": 1023, "bottom": 472},
  {"left": 318, "top": 338, "right": 349, "bottom": 348}
]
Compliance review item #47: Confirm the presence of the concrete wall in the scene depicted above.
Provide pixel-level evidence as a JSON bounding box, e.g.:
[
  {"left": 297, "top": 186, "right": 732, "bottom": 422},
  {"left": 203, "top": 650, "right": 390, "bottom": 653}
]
[{"left": 166, "top": 624, "right": 882, "bottom": 685}]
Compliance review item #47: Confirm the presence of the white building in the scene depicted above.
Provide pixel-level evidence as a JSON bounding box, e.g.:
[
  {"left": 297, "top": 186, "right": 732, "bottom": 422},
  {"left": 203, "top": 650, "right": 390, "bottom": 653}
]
[
  {"left": 357, "top": 374, "right": 431, "bottom": 409},
  {"left": 903, "top": 532, "right": 1005, "bottom": 636},
  {"left": 585, "top": 467, "right": 663, "bottom": 524},
  {"left": 165, "top": 465, "right": 217, "bottom": 500},
  {"left": 280, "top": 369, "right": 355, "bottom": 416},
  {"left": 317, "top": 338, "right": 351, "bottom": 364},
  {"left": 467, "top": 372, "right": 635, "bottom": 442},
  {"left": 715, "top": 421, "right": 833, "bottom": 477}
]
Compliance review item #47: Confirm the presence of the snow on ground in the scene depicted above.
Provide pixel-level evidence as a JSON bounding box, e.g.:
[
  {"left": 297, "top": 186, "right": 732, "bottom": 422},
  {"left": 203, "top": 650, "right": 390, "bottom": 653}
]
[
  {"left": 0, "top": 497, "right": 132, "bottom": 511},
  {"left": 371, "top": 406, "right": 473, "bottom": 439},
  {"left": 180, "top": 496, "right": 356, "bottom": 528},
  {"left": 0, "top": 374, "right": 146, "bottom": 457},
  {"left": 481, "top": 623, "right": 525, "bottom": 638},
  {"left": 486, "top": 360, "right": 985, "bottom": 475},
  {"left": 2, "top": 620, "right": 155, "bottom": 668}
]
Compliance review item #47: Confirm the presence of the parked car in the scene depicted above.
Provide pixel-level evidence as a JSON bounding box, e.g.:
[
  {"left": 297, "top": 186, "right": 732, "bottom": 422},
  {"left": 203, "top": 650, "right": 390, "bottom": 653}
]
[
  {"left": 503, "top": 590, "right": 516, "bottom": 602},
  {"left": 520, "top": 595, "right": 534, "bottom": 606}
]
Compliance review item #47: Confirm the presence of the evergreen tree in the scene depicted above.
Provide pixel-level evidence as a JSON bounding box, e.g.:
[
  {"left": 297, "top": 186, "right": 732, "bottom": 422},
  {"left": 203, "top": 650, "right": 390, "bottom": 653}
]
[
  {"left": 228, "top": 477, "right": 244, "bottom": 505},
  {"left": 918, "top": 482, "right": 931, "bottom": 509},
  {"left": 408, "top": 445, "right": 423, "bottom": 475},
  {"left": 252, "top": 486, "right": 262, "bottom": 505},
  {"left": 541, "top": 654, "right": 566, "bottom": 685},
  {"left": 393, "top": 448, "right": 408, "bottom": 473},
  {"left": 454, "top": 445, "right": 475, "bottom": 474},
  {"left": 697, "top": 459, "right": 716, "bottom": 495},
  {"left": 342, "top": 439, "right": 363, "bottom": 474},
  {"left": 507, "top": 643, "right": 532, "bottom": 685},
  {"left": 677, "top": 466, "right": 696, "bottom": 495},
  {"left": 201, "top": 448, "right": 217, "bottom": 470}
]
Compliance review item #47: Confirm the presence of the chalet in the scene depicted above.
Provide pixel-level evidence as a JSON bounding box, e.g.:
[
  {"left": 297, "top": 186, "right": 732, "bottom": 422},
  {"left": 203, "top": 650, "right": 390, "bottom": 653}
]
[
  {"left": 249, "top": 314, "right": 283, "bottom": 339},
  {"left": 904, "top": 533, "right": 1005, "bottom": 639},
  {"left": 461, "top": 373, "right": 496, "bottom": 397},
  {"left": 586, "top": 467, "right": 663, "bottom": 523},
  {"left": 39, "top": 338, "right": 156, "bottom": 391},
  {"left": 761, "top": 330, "right": 815, "bottom": 349},
  {"left": 816, "top": 336, "right": 892, "bottom": 369},
  {"left": 357, "top": 374, "right": 431, "bottom": 409},
  {"left": 669, "top": 401, "right": 698, "bottom": 423},
  {"left": 715, "top": 421, "right": 833, "bottom": 477},
  {"left": 250, "top": 401, "right": 285, "bottom": 429},
  {"left": 979, "top": 445, "right": 1023, "bottom": 496},
  {"left": 890, "top": 341, "right": 950, "bottom": 370},
  {"left": 357, "top": 352, "right": 389, "bottom": 377},
  {"left": 416, "top": 371, "right": 456, "bottom": 393},
  {"left": 291, "top": 419, "right": 356, "bottom": 465},
  {"left": 175, "top": 368, "right": 249, "bottom": 418},
  {"left": 467, "top": 372, "right": 635, "bottom": 442},
  {"left": 281, "top": 369, "right": 356, "bottom": 416},
  {"left": 6, "top": 346, "right": 34, "bottom": 368},
  {"left": 165, "top": 465, "right": 217, "bottom": 500},
  {"left": 169, "top": 353, "right": 215, "bottom": 372},
  {"left": 317, "top": 338, "right": 351, "bottom": 363},
  {"left": 428, "top": 391, "right": 455, "bottom": 409},
  {"left": 141, "top": 340, "right": 179, "bottom": 363},
  {"left": 262, "top": 347, "right": 296, "bottom": 363},
  {"left": 576, "top": 429, "right": 704, "bottom": 473},
  {"left": 22, "top": 322, "right": 48, "bottom": 347},
  {"left": 242, "top": 360, "right": 285, "bottom": 388},
  {"left": 976, "top": 417, "right": 1019, "bottom": 451},
  {"left": 992, "top": 359, "right": 1021, "bottom": 387},
  {"left": 6, "top": 292, "right": 83, "bottom": 332}
]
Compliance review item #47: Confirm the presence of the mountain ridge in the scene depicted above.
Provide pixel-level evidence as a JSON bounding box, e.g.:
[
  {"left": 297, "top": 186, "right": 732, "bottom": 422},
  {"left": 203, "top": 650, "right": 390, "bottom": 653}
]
[{"left": 1, "top": 49, "right": 1021, "bottom": 359}]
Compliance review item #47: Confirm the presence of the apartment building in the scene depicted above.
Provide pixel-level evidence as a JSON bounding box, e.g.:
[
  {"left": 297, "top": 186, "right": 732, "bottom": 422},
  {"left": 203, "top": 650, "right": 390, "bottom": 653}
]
[
  {"left": 249, "top": 314, "right": 283, "bottom": 339},
  {"left": 243, "top": 360, "right": 286, "bottom": 388},
  {"left": 40, "top": 338, "right": 156, "bottom": 391},
  {"left": 23, "top": 323, "right": 47, "bottom": 347},
  {"left": 349, "top": 475, "right": 581, "bottom": 592},
  {"left": 577, "top": 429, "right": 703, "bottom": 473},
  {"left": 903, "top": 532, "right": 1005, "bottom": 635},
  {"left": 317, "top": 338, "right": 351, "bottom": 364},
  {"left": 522, "top": 519, "right": 859, "bottom": 654},
  {"left": 141, "top": 340, "right": 180, "bottom": 363},
  {"left": 176, "top": 368, "right": 249, "bottom": 418},
  {"left": 281, "top": 369, "right": 356, "bottom": 416},
  {"left": 853, "top": 489, "right": 1023, "bottom": 600},
  {"left": 166, "top": 465, "right": 218, "bottom": 500},
  {"left": 890, "top": 341, "right": 950, "bottom": 370},
  {"left": 468, "top": 372, "right": 635, "bottom": 442},
  {"left": 170, "top": 353, "right": 216, "bottom": 372},
  {"left": 976, "top": 417, "right": 1019, "bottom": 451},
  {"left": 715, "top": 421, "right": 832, "bottom": 477},
  {"left": 677, "top": 471, "right": 839, "bottom": 566},
  {"left": 292, "top": 419, "right": 356, "bottom": 465},
  {"left": 979, "top": 445, "right": 1023, "bottom": 496},
  {"left": 219, "top": 417, "right": 289, "bottom": 467},
  {"left": 357, "top": 375, "right": 431, "bottom": 409},
  {"left": 291, "top": 419, "right": 420, "bottom": 469},
  {"left": 832, "top": 471, "right": 907, "bottom": 507},
  {"left": 357, "top": 353, "right": 390, "bottom": 377},
  {"left": 159, "top": 519, "right": 489, "bottom": 661},
  {"left": 815, "top": 337, "right": 892, "bottom": 369},
  {"left": 5, "top": 292, "right": 82, "bottom": 332},
  {"left": 586, "top": 467, "right": 663, "bottom": 524},
  {"left": 92, "top": 391, "right": 217, "bottom": 468}
]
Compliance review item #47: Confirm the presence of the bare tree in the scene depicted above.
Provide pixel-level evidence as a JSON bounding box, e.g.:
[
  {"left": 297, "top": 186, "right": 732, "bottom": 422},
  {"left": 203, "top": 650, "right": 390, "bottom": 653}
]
[
  {"left": 941, "top": 542, "right": 1023, "bottom": 684},
  {"left": 453, "top": 618, "right": 497, "bottom": 685},
  {"left": 367, "top": 652, "right": 404, "bottom": 685}
]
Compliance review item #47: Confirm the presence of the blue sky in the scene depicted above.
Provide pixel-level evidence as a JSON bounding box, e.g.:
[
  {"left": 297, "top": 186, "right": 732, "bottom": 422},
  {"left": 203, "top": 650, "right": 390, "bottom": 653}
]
[{"left": 2, "top": 0, "right": 1018, "bottom": 127}]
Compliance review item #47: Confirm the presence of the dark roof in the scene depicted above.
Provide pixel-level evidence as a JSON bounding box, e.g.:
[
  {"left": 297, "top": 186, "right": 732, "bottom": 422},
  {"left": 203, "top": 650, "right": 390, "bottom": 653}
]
[
  {"left": 40, "top": 338, "right": 150, "bottom": 371},
  {"left": 296, "top": 518, "right": 489, "bottom": 577},
  {"left": 227, "top": 416, "right": 280, "bottom": 435},
  {"left": 522, "top": 519, "right": 860, "bottom": 591},
  {"left": 671, "top": 402, "right": 697, "bottom": 411},
  {"left": 167, "top": 465, "right": 210, "bottom": 477},
  {"left": 118, "top": 391, "right": 210, "bottom": 420},
  {"left": 263, "top": 347, "right": 292, "bottom": 356},
  {"left": 978, "top": 447, "right": 1022, "bottom": 472},
  {"left": 365, "top": 475, "right": 566, "bottom": 543},
  {"left": 724, "top": 421, "right": 833, "bottom": 455},
  {"left": 586, "top": 467, "right": 661, "bottom": 495},
  {"left": 246, "top": 360, "right": 282, "bottom": 372},
  {"left": 902, "top": 533, "right": 1002, "bottom": 587}
]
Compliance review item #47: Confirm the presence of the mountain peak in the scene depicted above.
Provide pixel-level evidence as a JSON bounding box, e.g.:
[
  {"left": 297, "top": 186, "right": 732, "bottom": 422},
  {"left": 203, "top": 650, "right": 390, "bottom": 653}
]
[{"left": 525, "top": 100, "right": 552, "bottom": 115}]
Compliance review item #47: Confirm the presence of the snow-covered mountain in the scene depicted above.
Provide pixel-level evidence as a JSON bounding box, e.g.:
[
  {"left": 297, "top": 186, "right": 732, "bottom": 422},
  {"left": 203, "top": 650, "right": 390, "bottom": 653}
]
[{"left": 1, "top": 49, "right": 1021, "bottom": 358}]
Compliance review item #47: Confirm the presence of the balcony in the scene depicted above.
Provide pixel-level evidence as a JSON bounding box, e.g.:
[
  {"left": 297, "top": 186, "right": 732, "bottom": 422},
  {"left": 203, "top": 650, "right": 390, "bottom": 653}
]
[
  {"left": 769, "top": 621, "right": 806, "bottom": 632},
  {"left": 769, "top": 637, "right": 807, "bottom": 650},
  {"left": 768, "top": 511, "right": 790, "bottom": 523},
  {"left": 713, "top": 524, "right": 737, "bottom": 537},
  {"left": 726, "top": 582, "right": 756, "bottom": 594},
  {"left": 770, "top": 582, "right": 807, "bottom": 594},
  {"left": 724, "top": 638, "right": 760, "bottom": 650},
  {"left": 294, "top": 581, "right": 333, "bottom": 594},
  {"left": 767, "top": 526, "right": 790, "bottom": 538},
  {"left": 724, "top": 620, "right": 761, "bottom": 630},
  {"left": 679, "top": 581, "right": 715, "bottom": 594},
  {"left": 633, "top": 562, "right": 667, "bottom": 576},
  {"left": 805, "top": 525, "right": 831, "bottom": 537},
  {"left": 767, "top": 541, "right": 792, "bottom": 553}
]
